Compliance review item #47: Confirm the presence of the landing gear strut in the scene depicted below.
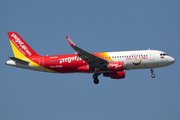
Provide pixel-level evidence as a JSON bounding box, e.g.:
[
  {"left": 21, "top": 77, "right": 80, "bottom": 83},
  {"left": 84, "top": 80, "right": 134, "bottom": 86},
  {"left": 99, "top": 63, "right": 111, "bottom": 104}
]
[
  {"left": 93, "top": 73, "right": 99, "bottom": 84},
  {"left": 151, "top": 68, "right": 155, "bottom": 78}
]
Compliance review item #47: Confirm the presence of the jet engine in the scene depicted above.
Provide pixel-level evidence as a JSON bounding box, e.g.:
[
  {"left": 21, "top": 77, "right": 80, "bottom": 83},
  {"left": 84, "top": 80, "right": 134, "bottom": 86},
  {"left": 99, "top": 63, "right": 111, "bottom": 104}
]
[{"left": 103, "top": 70, "right": 125, "bottom": 79}]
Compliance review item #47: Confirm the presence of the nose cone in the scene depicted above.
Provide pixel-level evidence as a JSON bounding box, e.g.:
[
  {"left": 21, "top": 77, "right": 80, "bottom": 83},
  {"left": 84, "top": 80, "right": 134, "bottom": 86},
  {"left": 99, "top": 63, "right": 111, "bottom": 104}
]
[{"left": 168, "top": 56, "right": 175, "bottom": 65}]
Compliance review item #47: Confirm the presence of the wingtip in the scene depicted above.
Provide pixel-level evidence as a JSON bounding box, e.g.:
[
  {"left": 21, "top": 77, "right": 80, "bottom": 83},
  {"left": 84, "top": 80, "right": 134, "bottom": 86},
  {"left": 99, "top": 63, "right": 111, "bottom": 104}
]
[{"left": 66, "top": 36, "right": 75, "bottom": 47}]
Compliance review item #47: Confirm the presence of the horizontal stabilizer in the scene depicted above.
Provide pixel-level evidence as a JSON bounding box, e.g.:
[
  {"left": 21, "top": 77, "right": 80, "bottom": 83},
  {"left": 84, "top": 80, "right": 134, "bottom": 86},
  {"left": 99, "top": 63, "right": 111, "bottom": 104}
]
[{"left": 9, "top": 57, "right": 29, "bottom": 65}]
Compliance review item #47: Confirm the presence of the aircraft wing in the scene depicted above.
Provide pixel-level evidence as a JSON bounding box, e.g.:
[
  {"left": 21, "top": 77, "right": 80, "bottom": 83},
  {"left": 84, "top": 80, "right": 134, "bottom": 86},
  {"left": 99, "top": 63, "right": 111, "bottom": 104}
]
[{"left": 66, "top": 36, "right": 107, "bottom": 68}]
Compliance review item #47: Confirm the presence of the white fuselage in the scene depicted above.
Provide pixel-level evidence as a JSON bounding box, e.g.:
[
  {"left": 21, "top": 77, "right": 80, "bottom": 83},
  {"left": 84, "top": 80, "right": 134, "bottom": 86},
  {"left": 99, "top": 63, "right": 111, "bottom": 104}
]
[{"left": 107, "top": 50, "right": 175, "bottom": 70}]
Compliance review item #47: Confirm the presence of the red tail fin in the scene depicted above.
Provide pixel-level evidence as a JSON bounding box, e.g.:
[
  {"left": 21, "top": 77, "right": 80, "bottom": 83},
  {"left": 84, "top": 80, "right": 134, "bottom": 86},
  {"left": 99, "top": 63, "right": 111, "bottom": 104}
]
[{"left": 7, "top": 32, "right": 39, "bottom": 58}]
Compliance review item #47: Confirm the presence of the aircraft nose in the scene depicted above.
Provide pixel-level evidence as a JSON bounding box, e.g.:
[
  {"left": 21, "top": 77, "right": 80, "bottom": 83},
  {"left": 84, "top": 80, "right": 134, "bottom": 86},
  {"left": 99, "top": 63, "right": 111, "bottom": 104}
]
[{"left": 169, "top": 56, "right": 175, "bottom": 64}]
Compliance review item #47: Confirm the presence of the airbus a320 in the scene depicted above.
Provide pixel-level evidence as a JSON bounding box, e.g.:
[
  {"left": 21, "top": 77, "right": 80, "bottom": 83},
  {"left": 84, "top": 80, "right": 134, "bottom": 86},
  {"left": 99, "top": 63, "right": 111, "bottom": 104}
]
[{"left": 6, "top": 32, "right": 175, "bottom": 84}]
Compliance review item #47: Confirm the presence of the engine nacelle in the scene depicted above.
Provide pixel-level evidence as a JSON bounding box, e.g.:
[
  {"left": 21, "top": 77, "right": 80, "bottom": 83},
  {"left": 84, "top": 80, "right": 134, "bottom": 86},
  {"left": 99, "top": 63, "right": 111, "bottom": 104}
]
[
  {"left": 103, "top": 71, "right": 125, "bottom": 79},
  {"left": 107, "top": 61, "right": 124, "bottom": 71}
]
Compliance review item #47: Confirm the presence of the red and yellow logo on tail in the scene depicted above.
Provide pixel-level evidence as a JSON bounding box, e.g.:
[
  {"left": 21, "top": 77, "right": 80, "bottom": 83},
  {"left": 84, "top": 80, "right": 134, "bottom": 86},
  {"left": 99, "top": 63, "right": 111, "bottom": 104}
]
[{"left": 7, "top": 32, "right": 39, "bottom": 58}]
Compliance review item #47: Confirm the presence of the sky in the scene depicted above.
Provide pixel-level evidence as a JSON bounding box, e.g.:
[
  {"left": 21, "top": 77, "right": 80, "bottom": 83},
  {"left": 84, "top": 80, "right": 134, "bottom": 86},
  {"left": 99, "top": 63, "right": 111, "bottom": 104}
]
[{"left": 1, "top": 0, "right": 180, "bottom": 120}]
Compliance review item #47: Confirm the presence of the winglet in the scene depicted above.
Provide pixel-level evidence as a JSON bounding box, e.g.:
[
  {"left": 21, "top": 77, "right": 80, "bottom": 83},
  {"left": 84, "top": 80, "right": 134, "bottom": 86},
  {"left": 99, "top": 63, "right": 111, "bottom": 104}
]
[{"left": 66, "top": 36, "right": 75, "bottom": 47}]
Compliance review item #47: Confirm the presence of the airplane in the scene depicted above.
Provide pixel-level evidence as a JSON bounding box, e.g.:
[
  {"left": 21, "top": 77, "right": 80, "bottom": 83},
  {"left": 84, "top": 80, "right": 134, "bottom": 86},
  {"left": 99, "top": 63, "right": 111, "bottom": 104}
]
[{"left": 6, "top": 32, "right": 175, "bottom": 84}]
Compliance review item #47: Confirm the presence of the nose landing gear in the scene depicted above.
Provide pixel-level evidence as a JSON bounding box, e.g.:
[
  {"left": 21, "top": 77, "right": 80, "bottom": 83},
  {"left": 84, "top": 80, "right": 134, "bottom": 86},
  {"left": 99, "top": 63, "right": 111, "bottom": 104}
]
[
  {"left": 151, "top": 74, "right": 155, "bottom": 78},
  {"left": 151, "top": 68, "right": 155, "bottom": 78}
]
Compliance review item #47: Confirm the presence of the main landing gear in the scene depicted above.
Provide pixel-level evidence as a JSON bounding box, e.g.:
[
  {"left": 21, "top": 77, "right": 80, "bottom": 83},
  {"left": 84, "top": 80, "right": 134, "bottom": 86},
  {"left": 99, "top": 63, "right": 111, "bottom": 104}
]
[
  {"left": 93, "top": 73, "right": 99, "bottom": 84},
  {"left": 92, "top": 66, "right": 101, "bottom": 84},
  {"left": 151, "top": 68, "right": 155, "bottom": 78}
]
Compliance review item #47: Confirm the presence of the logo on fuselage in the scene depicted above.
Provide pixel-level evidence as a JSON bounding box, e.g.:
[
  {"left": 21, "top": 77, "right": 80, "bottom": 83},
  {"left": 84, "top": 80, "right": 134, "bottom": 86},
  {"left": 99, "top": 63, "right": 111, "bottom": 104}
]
[
  {"left": 59, "top": 56, "right": 82, "bottom": 64},
  {"left": 126, "top": 53, "right": 148, "bottom": 65},
  {"left": 132, "top": 59, "right": 142, "bottom": 65}
]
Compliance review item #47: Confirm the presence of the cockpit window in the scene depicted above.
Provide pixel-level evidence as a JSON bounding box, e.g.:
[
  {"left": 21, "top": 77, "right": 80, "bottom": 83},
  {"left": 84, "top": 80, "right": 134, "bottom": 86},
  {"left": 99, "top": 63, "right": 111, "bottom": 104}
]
[{"left": 160, "top": 53, "right": 168, "bottom": 56}]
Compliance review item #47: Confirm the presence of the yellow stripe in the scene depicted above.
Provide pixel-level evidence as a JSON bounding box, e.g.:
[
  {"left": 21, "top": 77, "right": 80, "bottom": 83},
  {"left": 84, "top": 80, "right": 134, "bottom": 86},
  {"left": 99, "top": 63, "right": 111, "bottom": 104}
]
[
  {"left": 99, "top": 52, "right": 113, "bottom": 61},
  {"left": 103, "top": 52, "right": 113, "bottom": 61},
  {"left": 10, "top": 40, "right": 25, "bottom": 59}
]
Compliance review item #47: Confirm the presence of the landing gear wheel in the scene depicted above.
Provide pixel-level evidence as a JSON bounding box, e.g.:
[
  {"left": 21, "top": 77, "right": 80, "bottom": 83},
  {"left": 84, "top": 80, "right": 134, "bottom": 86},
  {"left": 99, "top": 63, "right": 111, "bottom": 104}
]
[
  {"left": 93, "top": 73, "right": 100, "bottom": 84},
  {"left": 150, "top": 68, "right": 155, "bottom": 78},
  {"left": 151, "top": 74, "right": 155, "bottom": 78},
  {"left": 94, "top": 79, "right": 99, "bottom": 84}
]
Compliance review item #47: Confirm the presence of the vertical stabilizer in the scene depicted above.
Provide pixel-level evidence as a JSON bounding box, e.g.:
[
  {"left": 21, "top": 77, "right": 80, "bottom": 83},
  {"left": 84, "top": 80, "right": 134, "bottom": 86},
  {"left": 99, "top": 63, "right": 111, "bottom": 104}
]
[{"left": 7, "top": 32, "right": 39, "bottom": 59}]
